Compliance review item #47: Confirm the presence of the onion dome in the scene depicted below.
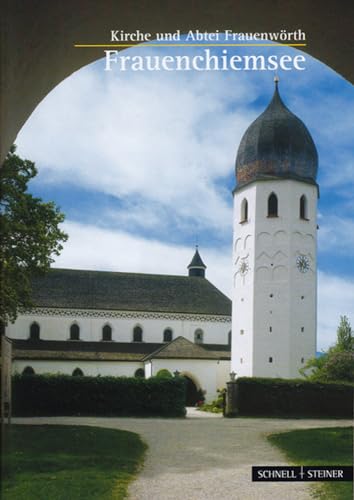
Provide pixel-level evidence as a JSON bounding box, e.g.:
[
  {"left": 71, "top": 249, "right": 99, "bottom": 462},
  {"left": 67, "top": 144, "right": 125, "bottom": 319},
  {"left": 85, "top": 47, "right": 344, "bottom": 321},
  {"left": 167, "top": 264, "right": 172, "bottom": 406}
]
[
  {"left": 235, "top": 79, "right": 318, "bottom": 190},
  {"left": 188, "top": 247, "right": 206, "bottom": 278}
]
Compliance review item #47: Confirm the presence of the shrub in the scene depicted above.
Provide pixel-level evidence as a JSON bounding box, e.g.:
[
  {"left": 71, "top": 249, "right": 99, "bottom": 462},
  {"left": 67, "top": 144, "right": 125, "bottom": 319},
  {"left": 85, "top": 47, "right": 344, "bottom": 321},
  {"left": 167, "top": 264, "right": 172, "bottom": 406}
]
[
  {"left": 233, "top": 377, "right": 353, "bottom": 418},
  {"left": 200, "top": 388, "right": 225, "bottom": 413},
  {"left": 155, "top": 369, "right": 173, "bottom": 378},
  {"left": 12, "top": 374, "right": 186, "bottom": 417}
]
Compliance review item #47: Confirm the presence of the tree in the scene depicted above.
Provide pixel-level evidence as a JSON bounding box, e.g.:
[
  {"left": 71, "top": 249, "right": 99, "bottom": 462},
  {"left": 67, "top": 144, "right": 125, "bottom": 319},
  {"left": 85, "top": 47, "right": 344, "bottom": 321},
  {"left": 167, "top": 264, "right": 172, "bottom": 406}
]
[
  {"left": 0, "top": 146, "right": 68, "bottom": 325},
  {"left": 335, "top": 315, "right": 353, "bottom": 352},
  {"left": 300, "top": 316, "right": 354, "bottom": 382}
]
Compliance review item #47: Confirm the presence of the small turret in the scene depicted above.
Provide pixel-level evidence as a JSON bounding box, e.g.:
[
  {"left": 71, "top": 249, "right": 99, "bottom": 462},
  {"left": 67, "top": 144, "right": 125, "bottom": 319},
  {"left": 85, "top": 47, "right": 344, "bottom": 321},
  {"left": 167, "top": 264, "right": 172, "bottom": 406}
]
[{"left": 187, "top": 247, "right": 207, "bottom": 278}]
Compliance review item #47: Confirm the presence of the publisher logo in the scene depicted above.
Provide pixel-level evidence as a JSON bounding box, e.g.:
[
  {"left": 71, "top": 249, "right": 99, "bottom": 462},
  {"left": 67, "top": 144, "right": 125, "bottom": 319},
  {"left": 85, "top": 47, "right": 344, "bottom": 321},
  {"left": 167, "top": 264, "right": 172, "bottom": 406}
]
[{"left": 252, "top": 466, "right": 353, "bottom": 482}]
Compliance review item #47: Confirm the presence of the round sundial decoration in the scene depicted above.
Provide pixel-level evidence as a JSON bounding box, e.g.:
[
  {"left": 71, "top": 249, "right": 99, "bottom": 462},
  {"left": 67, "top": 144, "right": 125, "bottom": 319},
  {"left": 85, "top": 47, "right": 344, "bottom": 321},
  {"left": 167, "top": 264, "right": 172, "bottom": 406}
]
[
  {"left": 239, "top": 260, "right": 249, "bottom": 276},
  {"left": 296, "top": 255, "right": 310, "bottom": 273}
]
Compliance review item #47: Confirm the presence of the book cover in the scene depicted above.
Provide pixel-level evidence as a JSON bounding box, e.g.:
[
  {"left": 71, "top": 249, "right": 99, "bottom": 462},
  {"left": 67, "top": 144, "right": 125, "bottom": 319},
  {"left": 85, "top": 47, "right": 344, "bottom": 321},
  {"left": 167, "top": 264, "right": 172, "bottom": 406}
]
[{"left": 1, "top": 2, "right": 353, "bottom": 499}]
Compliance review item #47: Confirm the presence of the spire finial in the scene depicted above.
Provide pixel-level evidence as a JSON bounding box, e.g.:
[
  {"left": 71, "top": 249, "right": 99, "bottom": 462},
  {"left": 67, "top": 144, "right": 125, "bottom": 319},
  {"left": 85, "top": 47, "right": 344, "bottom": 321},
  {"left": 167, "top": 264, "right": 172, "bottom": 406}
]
[{"left": 274, "top": 74, "right": 279, "bottom": 86}]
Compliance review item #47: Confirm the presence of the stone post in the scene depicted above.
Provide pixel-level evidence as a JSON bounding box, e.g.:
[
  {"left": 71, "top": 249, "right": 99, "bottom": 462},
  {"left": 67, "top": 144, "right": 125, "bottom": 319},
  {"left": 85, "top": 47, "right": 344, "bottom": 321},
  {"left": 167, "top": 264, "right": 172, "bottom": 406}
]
[{"left": 225, "top": 371, "right": 238, "bottom": 417}]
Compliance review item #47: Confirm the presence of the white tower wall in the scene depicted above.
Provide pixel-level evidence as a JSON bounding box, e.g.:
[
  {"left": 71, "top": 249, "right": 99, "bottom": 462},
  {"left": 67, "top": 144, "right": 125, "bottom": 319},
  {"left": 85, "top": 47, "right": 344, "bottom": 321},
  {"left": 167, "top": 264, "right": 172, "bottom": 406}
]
[{"left": 232, "top": 179, "right": 317, "bottom": 378}]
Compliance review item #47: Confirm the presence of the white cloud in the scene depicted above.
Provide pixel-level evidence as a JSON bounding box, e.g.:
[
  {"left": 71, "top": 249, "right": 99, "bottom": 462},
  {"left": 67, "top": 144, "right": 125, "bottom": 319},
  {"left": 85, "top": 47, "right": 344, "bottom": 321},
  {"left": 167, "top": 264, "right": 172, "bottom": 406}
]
[{"left": 16, "top": 58, "right": 254, "bottom": 233}]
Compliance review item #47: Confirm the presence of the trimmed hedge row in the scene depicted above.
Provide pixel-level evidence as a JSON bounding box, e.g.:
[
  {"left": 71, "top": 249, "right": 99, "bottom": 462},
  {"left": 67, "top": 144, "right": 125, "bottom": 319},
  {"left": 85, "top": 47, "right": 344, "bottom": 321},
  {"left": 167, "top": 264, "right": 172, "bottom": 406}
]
[
  {"left": 12, "top": 374, "right": 186, "bottom": 417},
  {"left": 234, "top": 377, "right": 354, "bottom": 418}
]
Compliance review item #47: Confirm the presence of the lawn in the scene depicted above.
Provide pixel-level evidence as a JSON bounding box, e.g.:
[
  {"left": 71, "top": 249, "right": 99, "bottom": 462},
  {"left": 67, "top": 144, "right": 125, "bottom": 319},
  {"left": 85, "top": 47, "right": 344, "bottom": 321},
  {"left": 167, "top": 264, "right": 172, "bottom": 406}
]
[
  {"left": 268, "top": 427, "right": 353, "bottom": 500},
  {"left": 1, "top": 424, "right": 147, "bottom": 500}
]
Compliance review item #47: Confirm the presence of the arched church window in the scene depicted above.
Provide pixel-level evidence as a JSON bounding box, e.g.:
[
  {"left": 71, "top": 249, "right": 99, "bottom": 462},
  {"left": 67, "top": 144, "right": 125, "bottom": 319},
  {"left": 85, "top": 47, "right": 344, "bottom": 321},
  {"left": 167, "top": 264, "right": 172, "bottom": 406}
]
[
  {"left": 300, "top": 195, "right": 308, "bottom": 220},
  {"left": 102, "top": 324, "right": 112, "bottom": 341},
  {"left": 267, "top": 193, "right": 278, "bottom": 217},
  {"left": 72, "top": 367, "right": 84, "bottom": 376},
  {"left": 70, "top": 323, "right": 80, "bottom": 340},
  {"left": 240, "top": 198, "right": 248, "bottom": 223},
  {"left": 194, "top": 328, "right": 204, "bottom": 344},
  {"left": 163, "top": 328, "right": 173, "bottom": 342},
  {"left": 23, "top": 366, "right": 35, "bottom": 375},
  {"left": 133, "top": 325, "right": 143, "bottom": 342},
  {"left": 135, "top": 368, "right": 145, "bottom": 378},
  {"left": 29, "top": 322, "right": 40, "bottom": 340}
]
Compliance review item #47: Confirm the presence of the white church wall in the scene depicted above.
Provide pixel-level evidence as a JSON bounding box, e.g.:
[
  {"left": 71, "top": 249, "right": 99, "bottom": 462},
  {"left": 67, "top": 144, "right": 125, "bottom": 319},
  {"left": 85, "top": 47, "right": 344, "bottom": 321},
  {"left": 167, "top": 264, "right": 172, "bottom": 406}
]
[
  {"left": 216, "top": 360, "right": 231, "bottom": 390},
  {"left": 6, "top": 311, "right": 231, "bottom": 346},
  {"left": 147, "top": 358, "right": 223, "bottom": 402},
  {"left": 13, "top": 360, "right": 143, "bottom": 377}
]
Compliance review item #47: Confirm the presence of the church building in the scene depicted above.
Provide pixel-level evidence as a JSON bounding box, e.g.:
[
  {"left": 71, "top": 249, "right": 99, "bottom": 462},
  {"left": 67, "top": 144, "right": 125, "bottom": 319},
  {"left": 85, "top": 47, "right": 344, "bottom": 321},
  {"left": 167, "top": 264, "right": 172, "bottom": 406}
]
[
  {"left": 6, "top": 249, "right": 232, "bottom": 403},
  {"left": 6, "top": 80, "right": 319, "bottom": 399}
]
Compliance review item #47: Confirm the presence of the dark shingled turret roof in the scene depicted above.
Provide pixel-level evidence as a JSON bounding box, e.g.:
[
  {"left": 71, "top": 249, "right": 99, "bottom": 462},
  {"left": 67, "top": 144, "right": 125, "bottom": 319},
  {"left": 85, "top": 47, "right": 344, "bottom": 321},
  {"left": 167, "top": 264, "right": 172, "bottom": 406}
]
[
  {"left": 30, "top": 268, "right": 231, "bottom": 316},
  {"left": 235, "top": 81, "right": 318, "bottom": 190},
  {"left": 187, "top": 248, "right": 207, "bottom": 270}
]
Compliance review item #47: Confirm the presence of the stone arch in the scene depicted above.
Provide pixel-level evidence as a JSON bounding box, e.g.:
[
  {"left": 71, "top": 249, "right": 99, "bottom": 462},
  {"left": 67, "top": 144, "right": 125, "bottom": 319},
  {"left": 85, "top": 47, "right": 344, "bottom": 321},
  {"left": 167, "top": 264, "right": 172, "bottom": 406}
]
[
  {"left": 179, "top": 371, "right": 202, "bottom": 406},
  {"left": 2, "top": 3, "right": 352, "bottom": 163},
  {"left": 179, "top": 371, "right": 201, "bottom": 391}
]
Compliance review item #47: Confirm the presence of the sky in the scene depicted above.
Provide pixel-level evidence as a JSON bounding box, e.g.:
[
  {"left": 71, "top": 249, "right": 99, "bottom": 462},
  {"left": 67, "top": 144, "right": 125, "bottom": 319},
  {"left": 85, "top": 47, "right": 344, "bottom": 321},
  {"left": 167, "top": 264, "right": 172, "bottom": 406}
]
[{"left": 15, "top": 40, "right": 354, "bottom": 351}]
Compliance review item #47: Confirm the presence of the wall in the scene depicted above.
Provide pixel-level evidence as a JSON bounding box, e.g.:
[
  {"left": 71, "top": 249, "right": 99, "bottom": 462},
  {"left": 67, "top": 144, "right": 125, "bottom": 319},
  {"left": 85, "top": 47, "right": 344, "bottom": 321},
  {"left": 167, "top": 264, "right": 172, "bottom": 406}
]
[
  {"left": 13, "top": 359, "right": 143, "bottom": 377},
  {"left": 7, "top": 310, "right": 231, "bottom": 345},
  {"left": 146, "top": 358, "right": 230, "bottom": 402}
]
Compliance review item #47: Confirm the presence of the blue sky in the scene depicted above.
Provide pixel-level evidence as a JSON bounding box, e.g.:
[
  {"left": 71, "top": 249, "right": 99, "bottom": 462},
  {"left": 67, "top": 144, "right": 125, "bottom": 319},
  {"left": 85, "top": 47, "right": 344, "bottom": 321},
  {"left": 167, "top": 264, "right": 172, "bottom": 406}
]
[{"left": 15, "top": 41, "right": 354, "bottom": 350}]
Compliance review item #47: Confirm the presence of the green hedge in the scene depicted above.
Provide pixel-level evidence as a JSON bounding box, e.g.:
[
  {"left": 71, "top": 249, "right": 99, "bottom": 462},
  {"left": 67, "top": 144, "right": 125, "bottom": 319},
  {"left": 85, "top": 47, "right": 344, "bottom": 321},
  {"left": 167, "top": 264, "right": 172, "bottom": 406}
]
[
  {"left": 235, "top": 377, "right": 353, "bottom": 418},
  {"left": 12, "top": 374, "right": 186, "bottom": 417}
]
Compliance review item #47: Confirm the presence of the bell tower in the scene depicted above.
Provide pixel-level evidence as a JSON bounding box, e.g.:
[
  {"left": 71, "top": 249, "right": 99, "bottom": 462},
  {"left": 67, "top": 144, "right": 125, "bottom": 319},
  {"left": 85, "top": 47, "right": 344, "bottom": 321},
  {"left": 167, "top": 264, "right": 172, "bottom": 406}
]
[{"left": 231, "top": 80, "right": 319, "bottom": 378}]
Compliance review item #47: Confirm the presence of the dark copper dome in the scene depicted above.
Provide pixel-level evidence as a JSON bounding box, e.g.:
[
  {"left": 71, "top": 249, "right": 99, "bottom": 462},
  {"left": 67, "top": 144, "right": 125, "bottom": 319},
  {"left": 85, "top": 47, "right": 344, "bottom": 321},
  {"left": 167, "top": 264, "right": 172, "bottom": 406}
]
[{"left": 235, "top": 82, "right": 318, "bottom": 189}]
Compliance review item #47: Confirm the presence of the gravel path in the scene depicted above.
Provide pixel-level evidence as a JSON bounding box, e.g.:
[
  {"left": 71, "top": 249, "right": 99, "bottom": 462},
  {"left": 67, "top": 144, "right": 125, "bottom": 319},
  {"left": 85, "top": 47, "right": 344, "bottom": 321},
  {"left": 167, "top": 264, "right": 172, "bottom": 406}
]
[{"left": 13, "top": 412, "right": 352, "bottom": 500}]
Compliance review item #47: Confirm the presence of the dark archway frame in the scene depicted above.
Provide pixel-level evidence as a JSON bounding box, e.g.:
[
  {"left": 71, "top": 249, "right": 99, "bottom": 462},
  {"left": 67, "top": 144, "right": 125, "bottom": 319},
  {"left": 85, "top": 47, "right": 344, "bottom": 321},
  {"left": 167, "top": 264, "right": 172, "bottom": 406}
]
[{"left": 1, "top": 0, "right": 354, "bottom": 163}]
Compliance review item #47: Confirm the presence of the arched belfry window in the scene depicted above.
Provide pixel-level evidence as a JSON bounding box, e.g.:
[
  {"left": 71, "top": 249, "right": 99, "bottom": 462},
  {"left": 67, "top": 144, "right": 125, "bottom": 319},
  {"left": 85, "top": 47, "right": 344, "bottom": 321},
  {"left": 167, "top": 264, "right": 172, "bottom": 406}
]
[
  {"left": 194, "top": 328, "right": 204, "bottom": 344},
  {"left": 240, "top": 198, "right": 248, "bottom": 223},
  {"left": 267, "top": 193, "right": 278, "bottom": 217},
  {"left": 228, "top": 330, "right": 232, "bottom": 346},
  {"left": 29, "top": 322, "right": 40, "bottom": 340},
  {"left": 70, "top": 323, "right": 80, "bottom": 340},
  {"left": 163, "top": 328, "right": 173, "bottom": 342},
  {"left": 133, "top": 325, "right": 143, "bottom": 342},
  {"left": 102, "top": 324, "right": 112, "bottom": 341},
  {"left": 300, "top": 195, "right": 308, "bottom": 220}
]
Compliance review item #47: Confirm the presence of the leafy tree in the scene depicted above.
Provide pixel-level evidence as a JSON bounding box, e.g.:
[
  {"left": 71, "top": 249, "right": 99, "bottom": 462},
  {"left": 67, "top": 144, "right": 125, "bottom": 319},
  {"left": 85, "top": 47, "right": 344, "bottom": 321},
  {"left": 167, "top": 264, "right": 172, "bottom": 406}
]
[
  {"left": 0, "top": 145, "right": 68, "bottom": 325},
  {"left": 300, "top": 316, "right": 354, "bottom": 382},
  {"left": 334, "top": 315, "right": 353, "bottom": 352}
]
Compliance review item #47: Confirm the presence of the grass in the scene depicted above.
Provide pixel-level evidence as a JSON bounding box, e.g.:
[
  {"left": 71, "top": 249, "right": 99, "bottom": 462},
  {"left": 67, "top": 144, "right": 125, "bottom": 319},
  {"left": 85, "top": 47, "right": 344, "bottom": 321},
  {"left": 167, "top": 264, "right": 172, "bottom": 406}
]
[
  {"left": 268, "top": 427, "right": 353, "bottom": 500},
  {"left": 1, "top": 424, "right": 147, "bottom": 500}
]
